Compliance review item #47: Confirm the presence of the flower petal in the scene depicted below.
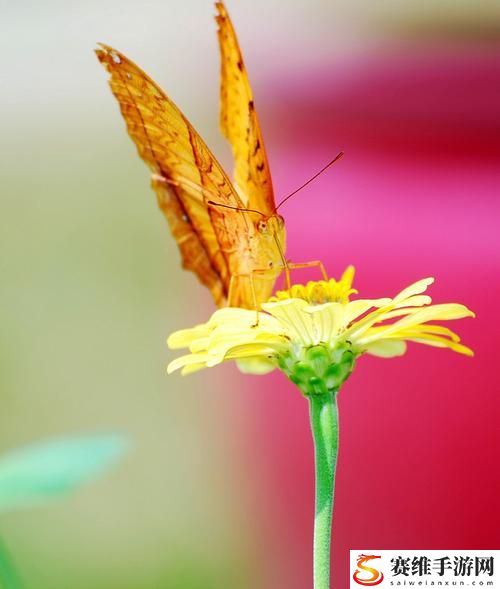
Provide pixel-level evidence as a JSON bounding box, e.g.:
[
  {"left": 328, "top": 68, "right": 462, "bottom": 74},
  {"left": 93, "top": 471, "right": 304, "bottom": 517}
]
[
  {"left": 405, "top": 335, "right": 474, "bottom": 356},
  {"left": 167, "top": 353, "right": 210, "bottom": 374},
  {"left": 167, "top": 324, "right": 211, "bottom": 349},
  {"left": 343, "top": 305, "right": 394, "bottom": 340},
  {"left": 236, "top": 357, "right": 276, "bottom": 374},
  {"left": 303, "top": 302, "right": 345, "bottom": 342},
  {"left": 181, "top": 362, "right": 209, "bottom": 375},
  {"left": 384, "top": 303, "right": 474, "bottom": 332},
  {"left": 364, "top": 339, "right": 407, "bottom": 358},
  {"left": 342, "top": 298, "right": 391, "bottom": 326},
  {"left": 396, "top": 324, "right": 462, "bottom": 342},
  {"left": 393, "top": 295, "right": 432, "bottom": 308},
  {"left": 263, "top": 299, "right": 316, "bottom": 345},
  {"left": 341, "top": 265, "right": 356, "bottom": 287},
  {"left": 393, "top": 277, "right": 434, "bottom": 302}
]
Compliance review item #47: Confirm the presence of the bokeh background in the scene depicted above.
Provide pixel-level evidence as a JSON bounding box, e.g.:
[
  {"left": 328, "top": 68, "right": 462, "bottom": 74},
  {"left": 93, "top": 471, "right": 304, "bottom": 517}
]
[{"left": 1, "top": 0, "right": 499, "bottom": 587}]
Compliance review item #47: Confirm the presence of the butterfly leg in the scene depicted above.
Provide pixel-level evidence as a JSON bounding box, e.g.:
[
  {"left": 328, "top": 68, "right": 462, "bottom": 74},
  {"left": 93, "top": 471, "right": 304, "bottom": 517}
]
[
  {"left": 227, "top": 268, "right": 279, "bottom": 326},
  {"left": 249, "top": 272, "right": 260, "bottom": 327},
  {"left": 226, "top": 272, "right": 238, "bottom": 308},
  {"left": 284, "top": 260, "right": 329, "bottom": 282},
  {"left": 228, "top": 261, "right": 328, "bottom": 310},
  {"left": 284, "top": 264, "right": 292, "bottom": 290}
]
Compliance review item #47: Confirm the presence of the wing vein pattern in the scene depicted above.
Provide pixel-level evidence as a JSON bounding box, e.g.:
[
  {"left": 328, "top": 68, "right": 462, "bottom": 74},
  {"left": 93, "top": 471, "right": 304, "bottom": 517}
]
[
  {"left": 215, "top": 2, "right": 275, "bottom": 215},
  {"left": 96, "top": 43, "right": 250, "bottom": 306}
]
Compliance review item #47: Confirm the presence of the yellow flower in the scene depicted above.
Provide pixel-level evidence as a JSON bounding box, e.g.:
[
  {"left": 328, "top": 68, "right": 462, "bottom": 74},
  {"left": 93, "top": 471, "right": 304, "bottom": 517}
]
[{"left": 167, "top": 267, "right": 474, "bottom": 395}]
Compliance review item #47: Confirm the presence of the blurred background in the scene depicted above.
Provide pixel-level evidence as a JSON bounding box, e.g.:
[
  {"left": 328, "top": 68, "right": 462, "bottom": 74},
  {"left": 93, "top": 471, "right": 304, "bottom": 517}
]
[{"left": 1, "top": 0, "right": 499, "bottom": 587}]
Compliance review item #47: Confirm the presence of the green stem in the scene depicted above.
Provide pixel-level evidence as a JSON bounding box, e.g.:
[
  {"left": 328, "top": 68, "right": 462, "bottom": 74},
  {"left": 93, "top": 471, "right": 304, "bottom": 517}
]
[{"left": 309, "top": 391, "right": 339, "bottom": 589}]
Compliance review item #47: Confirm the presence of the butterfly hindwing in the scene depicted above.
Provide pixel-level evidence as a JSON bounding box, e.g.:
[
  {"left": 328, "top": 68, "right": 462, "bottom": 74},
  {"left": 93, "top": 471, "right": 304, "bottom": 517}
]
[{"left": 152, "top": 176, "right": 226, "bottom": 306}]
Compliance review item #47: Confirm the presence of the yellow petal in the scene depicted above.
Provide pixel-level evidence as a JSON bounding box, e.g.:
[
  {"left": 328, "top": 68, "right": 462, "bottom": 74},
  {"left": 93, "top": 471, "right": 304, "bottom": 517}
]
[
  {"left": 393, "top": 295, "right": 432, "bottom": 308},
  {"left": 236, "top": 357, "right": 276, "bottom": 374},
  {"left": 405, "top": 334, "right": 474, "bottom": 356},
  {"left": 364, "top": 339, "right": 407, "bottom": 358},
  {"left": 181, "top": 363, "right": 208, "bottom": 375},
  {"left": 225, "top": 343, "right": 277, "bottom": 357},
  {"left": 167, "top": 324, "right": 211, "bottom": 349},
  {"left": 303, "top": 302, "right": 344, "bottom": 342},
  {"left": 167, "top": 353, "right": 209, "bottom": 374},
  {"left": 387, "top": 303, "right": 474, "bottom": 331},
  {"left": 372, "top": 307, "right": 424, "bottom": 323},
  {"left": 396, "top": 324, "right": 462, "bottom": 342},
  {"left": 343, "top": 305, "right": 394, "bottom": 340},
  {"left": 342, "top": 299, "right": 391, "bottom": 326},
  {"left": 341, "top": 265, "right": 356, "bottom": 287},
  {"left": 263, "top": 299, "right": 316, "bottom": 345},
  {"left": 393, "top": 277, "right": 434, "bottom": 302}
]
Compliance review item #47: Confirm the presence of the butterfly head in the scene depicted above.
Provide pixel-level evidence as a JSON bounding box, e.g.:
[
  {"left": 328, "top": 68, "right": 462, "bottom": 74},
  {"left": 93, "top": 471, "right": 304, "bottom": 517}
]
[
  {"left": 256, "top": 214, "right": 284, "bottom": 236},
  {"left": 254, "top": 214, "right": 286, "bottom": 270}
]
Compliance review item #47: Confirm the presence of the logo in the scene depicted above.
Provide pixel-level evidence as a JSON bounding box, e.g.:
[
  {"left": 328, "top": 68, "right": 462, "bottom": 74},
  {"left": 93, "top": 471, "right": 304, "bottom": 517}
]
[
  {"left": 353, "top": 554, "right": 384, "bottom": 586},
  {"left": 350, "top": 550, "right": 498, "bottom": 587}
]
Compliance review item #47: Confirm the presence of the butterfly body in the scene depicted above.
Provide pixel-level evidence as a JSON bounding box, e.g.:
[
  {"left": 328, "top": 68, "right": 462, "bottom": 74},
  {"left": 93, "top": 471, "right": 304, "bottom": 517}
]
[
  {"left": 96, "top": 3, "right": 284, "bottom": 309},
  {"left": 226, "top": 212, "right": 286, "bottom": 308}
]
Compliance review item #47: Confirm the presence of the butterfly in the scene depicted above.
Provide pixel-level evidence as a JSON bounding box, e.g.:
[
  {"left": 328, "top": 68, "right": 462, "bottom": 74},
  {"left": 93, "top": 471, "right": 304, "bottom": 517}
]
[{"left": 95, "top": 2, "right": 291, "bottom": 310}]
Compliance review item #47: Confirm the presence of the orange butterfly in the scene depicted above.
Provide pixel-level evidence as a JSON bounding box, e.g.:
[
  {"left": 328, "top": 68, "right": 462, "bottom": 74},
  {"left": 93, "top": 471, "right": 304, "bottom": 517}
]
[{"left": 96, "top": 3, "right": 330, "bottom": 309}]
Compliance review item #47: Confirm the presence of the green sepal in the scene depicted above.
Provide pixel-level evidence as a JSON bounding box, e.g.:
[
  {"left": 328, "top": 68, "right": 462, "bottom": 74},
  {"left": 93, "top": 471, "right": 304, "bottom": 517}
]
[{"left": 279, "top": 342, "right": 357, "bottom": 396}]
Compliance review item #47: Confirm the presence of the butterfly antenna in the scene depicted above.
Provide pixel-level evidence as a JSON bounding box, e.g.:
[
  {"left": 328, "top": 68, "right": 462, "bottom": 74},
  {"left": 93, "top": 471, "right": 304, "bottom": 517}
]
[
  {"left": 275, "top": 151, "right": 344, "bottom": 212},
  {"left": 207, "top": 201, "right": 265, "bottom": 217}
]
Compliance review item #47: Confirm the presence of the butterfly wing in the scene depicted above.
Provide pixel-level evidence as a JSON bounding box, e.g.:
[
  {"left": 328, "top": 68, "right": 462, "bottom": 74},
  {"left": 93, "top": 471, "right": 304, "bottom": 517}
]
[
  {"left": 215, "top": 2, "right": 276, "bottom": 216},
  {"left": 152, "top": 176, "right": 225, "bottom": 306},
  {"left": 96, "top": 44, "right": 251, "bottom": 307}
]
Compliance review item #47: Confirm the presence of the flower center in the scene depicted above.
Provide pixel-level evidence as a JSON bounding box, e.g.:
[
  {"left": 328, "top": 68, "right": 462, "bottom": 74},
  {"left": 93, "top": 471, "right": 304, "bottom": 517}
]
[{"left": 270, "top": 278, "right": 357, "bottom": 305}]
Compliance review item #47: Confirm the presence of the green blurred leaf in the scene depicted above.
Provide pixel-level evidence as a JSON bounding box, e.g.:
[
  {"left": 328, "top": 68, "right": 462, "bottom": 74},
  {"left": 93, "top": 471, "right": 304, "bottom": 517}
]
[
  {"left": 0, "top": 536, "right": 25, "bottom": 589},
  {"left": 0, "top": 434, "right": 129, "bottom": 512}
]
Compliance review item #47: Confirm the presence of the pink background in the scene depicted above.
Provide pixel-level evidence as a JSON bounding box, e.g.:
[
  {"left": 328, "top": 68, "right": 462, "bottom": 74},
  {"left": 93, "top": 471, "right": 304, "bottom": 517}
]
[{"left": 235, "top": 46, "right": 500, "bottom": 588}]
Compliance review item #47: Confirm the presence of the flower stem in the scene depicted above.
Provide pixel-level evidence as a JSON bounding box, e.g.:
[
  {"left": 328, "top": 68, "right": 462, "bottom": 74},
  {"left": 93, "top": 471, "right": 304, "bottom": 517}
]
[{"left": 309, "top": 391, "right": 339, "bottom": 589}]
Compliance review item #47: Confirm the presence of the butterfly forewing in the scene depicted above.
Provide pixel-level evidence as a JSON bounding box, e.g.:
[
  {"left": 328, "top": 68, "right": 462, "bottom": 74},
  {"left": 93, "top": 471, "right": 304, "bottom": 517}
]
[
  {"left": 96, "top": 43, "right": 252, "bottom": 306},
  {"left": 215, "top": 2, "right": 276, "bottom": 216}
]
